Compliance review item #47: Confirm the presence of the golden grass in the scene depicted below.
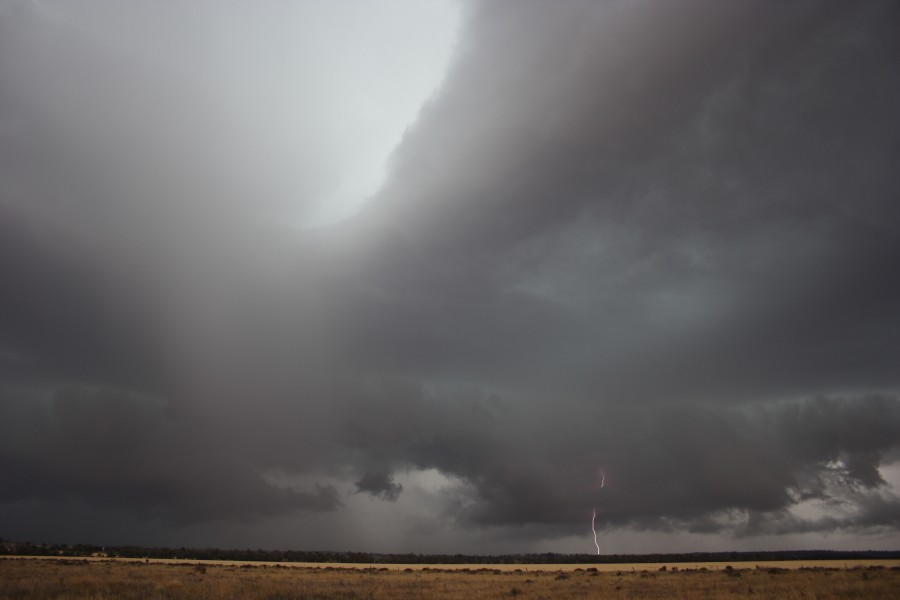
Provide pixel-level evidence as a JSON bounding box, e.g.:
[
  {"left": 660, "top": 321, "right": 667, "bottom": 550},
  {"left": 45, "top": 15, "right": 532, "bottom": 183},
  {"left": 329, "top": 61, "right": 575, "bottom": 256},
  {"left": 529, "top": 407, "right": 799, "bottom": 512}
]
[
  {"left": 8, "top": 555, "right": 900, "bottom": 571},
  {"left": 2, "top": 556, "right": 898, "bottom": 599}
]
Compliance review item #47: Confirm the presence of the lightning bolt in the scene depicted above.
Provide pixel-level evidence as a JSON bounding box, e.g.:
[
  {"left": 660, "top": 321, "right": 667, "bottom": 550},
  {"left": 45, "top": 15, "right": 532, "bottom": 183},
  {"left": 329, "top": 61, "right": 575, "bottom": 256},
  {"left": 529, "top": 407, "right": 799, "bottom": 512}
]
[{"left": 591, "top": 469, "right": 605, "bottom": 556}]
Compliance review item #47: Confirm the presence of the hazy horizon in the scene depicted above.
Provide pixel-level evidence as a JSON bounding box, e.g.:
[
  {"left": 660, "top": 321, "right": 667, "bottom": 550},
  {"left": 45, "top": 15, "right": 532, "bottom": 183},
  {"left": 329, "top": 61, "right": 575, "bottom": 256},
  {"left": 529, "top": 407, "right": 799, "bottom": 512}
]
[{"left": 1, "top": 0, "right": 899, "bottom": 555}]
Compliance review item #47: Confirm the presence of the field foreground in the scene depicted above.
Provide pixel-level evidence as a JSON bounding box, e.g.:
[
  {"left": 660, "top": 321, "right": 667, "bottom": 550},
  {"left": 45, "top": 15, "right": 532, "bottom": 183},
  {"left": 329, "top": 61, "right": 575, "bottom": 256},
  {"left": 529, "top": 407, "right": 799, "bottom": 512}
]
[{"left": 2, "top": 557, "right": 899, "bottom": 599}]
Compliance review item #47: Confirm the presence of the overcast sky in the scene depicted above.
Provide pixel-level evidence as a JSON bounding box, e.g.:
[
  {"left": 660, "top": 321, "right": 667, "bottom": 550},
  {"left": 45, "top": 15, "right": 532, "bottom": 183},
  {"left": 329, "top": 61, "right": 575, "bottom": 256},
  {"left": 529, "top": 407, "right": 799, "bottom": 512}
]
[{"left": 1, "top": 0, "right": 899, "bottom": 555}]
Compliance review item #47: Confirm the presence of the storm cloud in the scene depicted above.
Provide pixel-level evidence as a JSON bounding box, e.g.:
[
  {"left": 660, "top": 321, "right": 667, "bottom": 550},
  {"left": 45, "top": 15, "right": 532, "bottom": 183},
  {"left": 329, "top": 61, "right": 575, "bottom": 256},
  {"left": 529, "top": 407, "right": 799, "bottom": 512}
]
[{"left": 1, "top": 0, "right": 899, "bottom": 553}]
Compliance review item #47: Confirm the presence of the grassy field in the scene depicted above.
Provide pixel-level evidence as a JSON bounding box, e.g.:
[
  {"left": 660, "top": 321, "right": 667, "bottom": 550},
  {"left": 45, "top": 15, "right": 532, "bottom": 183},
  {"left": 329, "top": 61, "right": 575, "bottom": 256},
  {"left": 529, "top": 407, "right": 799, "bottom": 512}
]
[
  {"left": 2, "top": 557, "right": 899, "bottom": 599},
  {"left": 7, "top": 555, "right": 900, "bottom": 571}
]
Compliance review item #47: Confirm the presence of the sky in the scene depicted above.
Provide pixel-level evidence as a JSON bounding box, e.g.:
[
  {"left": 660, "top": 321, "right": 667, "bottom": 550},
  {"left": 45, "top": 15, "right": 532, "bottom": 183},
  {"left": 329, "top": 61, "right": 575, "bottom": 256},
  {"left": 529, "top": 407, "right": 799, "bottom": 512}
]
[{"left": 1, "top": 0, "right": 899, "bottom": 555}]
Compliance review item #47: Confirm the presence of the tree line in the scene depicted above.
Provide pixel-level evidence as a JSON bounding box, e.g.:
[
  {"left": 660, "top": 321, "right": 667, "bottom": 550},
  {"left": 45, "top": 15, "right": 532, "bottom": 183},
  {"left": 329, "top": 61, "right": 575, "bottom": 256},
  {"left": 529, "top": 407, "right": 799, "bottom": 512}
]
[{"left": 2, "top": 539, "right": 897, "bottom": 564}]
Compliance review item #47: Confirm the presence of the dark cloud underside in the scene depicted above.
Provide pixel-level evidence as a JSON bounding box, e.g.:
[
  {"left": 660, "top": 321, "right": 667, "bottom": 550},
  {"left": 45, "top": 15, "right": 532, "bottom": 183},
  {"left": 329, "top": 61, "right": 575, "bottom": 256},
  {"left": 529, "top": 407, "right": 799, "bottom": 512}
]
[{"left": 1, "top": 0, "right": 899, "bottom": 551}]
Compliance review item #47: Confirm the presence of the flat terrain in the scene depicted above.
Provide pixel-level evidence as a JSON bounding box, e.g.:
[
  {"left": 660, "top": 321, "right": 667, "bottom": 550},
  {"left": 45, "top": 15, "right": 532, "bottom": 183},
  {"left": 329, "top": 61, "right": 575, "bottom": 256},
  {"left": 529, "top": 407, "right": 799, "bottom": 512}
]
[
  {"left": 2, "top": 556, "right": 899, "bottom": 599},
  {"left": 7, "top": 555, "right": 900, "bottom": 571}
]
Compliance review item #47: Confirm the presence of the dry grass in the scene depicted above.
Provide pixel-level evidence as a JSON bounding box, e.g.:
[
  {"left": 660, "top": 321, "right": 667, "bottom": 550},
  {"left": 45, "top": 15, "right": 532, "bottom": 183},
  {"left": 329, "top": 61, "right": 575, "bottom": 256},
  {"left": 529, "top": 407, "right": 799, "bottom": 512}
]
[{"left": 2, "top": 556, "right": 899, "bottom": 599}]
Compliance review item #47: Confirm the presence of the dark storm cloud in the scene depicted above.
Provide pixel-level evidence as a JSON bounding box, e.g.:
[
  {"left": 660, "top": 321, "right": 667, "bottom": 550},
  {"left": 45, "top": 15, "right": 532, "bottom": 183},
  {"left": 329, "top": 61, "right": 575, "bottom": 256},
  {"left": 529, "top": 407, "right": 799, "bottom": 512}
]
[
  {"left": 345, "top": 0, "right": 900, "bottom": 537},
  {"left": 355, "top": 469, "right": 403, "bottom": 502},
  {"left": 1, "top": 0, "right": 899, "bottom": 550},
  {"left": 334, "top": 386, "right": 900, "bottom": 535},
  {"left": 0, "top": 384, "right": 341, "bottom": 522},
  {"left": 357, "top": 0, "right": 900, "bottom": 398}
]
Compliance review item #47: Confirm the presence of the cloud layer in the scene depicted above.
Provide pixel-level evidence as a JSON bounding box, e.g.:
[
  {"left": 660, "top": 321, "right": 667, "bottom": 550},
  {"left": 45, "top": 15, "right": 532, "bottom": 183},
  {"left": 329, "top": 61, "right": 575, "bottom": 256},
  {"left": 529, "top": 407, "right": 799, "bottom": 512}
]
[{"left": 1, "top": 0, "right": 899, "bottom": 552}]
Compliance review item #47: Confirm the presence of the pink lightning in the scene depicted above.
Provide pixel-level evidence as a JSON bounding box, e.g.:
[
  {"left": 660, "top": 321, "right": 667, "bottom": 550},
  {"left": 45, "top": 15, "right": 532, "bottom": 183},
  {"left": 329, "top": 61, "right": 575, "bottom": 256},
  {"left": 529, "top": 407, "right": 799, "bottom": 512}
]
[{"left": 591, "top": 470, "right": 605, "bottom": 555}]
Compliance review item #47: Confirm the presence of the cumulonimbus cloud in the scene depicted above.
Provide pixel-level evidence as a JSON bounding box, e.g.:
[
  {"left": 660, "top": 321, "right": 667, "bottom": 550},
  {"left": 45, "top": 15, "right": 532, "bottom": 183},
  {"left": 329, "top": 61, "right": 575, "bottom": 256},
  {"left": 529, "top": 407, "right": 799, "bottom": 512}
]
[{"left": 1, "top": 0, "right": 899, "bottom": 550}]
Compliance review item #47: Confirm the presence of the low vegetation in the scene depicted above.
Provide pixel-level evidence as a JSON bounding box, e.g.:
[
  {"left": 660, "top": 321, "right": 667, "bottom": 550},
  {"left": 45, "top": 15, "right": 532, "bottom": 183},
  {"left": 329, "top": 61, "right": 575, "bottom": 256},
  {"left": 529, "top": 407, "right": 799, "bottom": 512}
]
[
  {"left": 3, "top": 539, "right": 898, "bottom": 564},
  {"left": 2, "top": 557, "right": 899, "bottom": 599}
]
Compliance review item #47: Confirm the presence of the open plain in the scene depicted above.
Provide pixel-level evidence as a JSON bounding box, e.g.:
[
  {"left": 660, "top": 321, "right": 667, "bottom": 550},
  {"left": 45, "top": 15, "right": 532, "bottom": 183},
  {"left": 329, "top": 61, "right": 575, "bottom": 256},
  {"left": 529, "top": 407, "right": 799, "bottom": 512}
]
[{"left": 2, "top": 556, "right": 899, "bottom": 599}]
